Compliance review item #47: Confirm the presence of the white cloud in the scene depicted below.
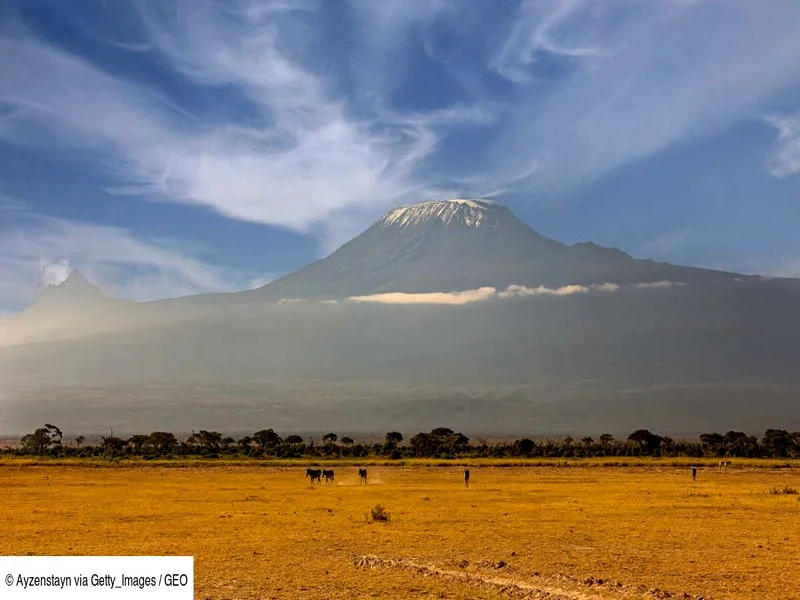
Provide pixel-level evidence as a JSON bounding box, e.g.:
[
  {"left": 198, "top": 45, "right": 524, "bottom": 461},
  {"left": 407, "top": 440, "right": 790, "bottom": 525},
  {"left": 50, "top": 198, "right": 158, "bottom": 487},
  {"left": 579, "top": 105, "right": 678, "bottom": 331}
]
[
  {"left": 277, "top": 297, "right": 339, "bottom": 306},
  {"left": 349, "top": 282, "right": 624, "bottom": 305},
  {"left": 277, "top": 298, "right": 308, "bottom": 305},
  {"left": 634, "top": 281, "right": 686, "bottom": 289},
  {"left": 490, "top": 1, "right": 800, "bottom": 191},
  {"left": 345, "top": 0, "right": 454, "bottom": 107},
  {"left": 39, "top": 260, "right": 72, "bottom": 287},
  {"left": 490, "top": 0, "right": 601, "bottom": 84},
  {"left": 0, "top": 212, "right": 256, "bottom": 313},
  {"left": 594, "top": 282, "right": 620, "bottom": 293},
  {"left": 762, "top": 114, "right": 800, "bottom": 178},
  {"left": 497, "top": 282, "right": 619, "bottom": 298},
  {"left": 348, "top": 287, "right": 497, "bottom": 306}
]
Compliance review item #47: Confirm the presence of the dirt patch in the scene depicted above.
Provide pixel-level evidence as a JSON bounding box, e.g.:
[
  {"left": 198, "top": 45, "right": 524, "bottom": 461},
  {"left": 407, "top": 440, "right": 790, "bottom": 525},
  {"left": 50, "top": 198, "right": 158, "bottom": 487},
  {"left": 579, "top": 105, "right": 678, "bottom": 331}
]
[{"left": 351, "top": 555, "right": 710, "bottom": 600}]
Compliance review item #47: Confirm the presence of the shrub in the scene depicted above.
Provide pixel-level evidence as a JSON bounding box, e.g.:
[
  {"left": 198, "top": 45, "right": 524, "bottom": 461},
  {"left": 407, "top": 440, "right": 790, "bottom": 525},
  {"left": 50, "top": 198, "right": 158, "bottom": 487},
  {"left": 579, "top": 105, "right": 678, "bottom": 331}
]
[
  {"left": 769, "top": 485, "right": 798, "bottom": 495},
  {"left": 370, "top": 505, "right": 390, "bottom": 522}
]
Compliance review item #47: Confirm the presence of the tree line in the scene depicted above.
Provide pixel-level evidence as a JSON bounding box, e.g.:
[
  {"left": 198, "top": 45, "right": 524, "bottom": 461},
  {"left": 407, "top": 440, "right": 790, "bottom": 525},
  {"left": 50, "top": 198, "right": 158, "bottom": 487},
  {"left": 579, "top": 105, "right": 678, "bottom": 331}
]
[{"left": 4, "top": 424, "right": 800, "bottom": 460}]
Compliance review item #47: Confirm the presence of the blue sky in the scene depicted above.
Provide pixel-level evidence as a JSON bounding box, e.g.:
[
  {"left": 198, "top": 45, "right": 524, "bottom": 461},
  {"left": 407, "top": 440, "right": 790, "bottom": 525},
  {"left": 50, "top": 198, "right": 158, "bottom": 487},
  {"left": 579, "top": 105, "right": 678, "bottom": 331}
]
[{"left": 2, "top": 0, "right": 800, "bottom": 315}]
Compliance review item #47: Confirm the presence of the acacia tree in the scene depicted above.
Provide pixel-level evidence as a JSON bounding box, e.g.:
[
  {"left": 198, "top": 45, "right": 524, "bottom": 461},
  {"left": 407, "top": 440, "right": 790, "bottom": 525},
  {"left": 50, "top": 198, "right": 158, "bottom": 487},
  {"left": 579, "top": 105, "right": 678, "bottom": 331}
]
[
  {"left": 627, "top": 429, "right": 662, "bottom": 456},
  {"left": 253, "top": 429, "right": 282, "bottom": 449},
  {"left": 383, "top": 431, "right": 404, "bottom": 455},
  {"left": 514, "top": 438, "right": 536, "bottom": 457},
  {"left": 385, "top": 432, "right": 403, "bottom": 445},
  {"left": 21, "top": 424, "right": 63, "bottom": 455},
  {"left": 761, "top": 429, "right": 794, "bottom": 458},
  {"left": 409, "top": 432, "right": 435, "bottom": 457},
  {"left": 145, "top": 432, "right": 177, "bottom": 456},
  {"left": 446, "top": 432, "right": 470, "bottom": 455},
  {"left": 101, "top": 436, "right": 126, "bottom": 456},
  {"left": 187, "top": 430, "right": 223, "bottom": 453},
  {"left": 127, "top": 435, "right": 148, "bottom": 454}
]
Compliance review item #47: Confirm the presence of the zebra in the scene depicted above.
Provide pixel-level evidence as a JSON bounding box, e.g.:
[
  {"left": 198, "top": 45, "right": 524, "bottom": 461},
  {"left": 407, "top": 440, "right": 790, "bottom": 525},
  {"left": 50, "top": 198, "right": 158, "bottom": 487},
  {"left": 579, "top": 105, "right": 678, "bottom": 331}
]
[
  {"left": 306, "top": 468, "right": 321, "bottom": 486},
  {"left": 322, "top": 469, "right": 335, "bottom": 486},
  {"left": 358, "top": 468, "right": 368, "bottom": 485}
]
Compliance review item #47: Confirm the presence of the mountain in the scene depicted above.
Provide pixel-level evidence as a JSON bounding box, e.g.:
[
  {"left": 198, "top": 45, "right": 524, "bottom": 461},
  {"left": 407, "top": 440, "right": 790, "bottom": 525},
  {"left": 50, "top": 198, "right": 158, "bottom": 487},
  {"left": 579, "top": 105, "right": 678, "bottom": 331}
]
[
  {"left": 241, "top": 198, "right": 752, "bottom": 302},
  {"left": 0, "top": 271, "right": 190, "bottom": 347},
  {"left": 0, "top": 271, "right": 127, "bottom": 347},
  {"left": 1, "top": 198, "right": 799, "bottom": 436}
]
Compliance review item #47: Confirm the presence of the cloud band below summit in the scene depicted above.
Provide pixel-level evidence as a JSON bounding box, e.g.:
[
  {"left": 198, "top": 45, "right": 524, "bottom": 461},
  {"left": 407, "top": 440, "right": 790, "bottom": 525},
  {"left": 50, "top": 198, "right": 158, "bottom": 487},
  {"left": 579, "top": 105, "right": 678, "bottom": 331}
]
[{"left": 345, "top": 281, "right": 681, "bottom": 305}]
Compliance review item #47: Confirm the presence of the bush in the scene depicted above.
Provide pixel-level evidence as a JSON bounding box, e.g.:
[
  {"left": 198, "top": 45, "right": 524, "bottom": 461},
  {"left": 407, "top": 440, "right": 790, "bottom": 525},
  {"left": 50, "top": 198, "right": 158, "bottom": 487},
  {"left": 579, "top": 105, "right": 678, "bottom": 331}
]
[
  {"left": 769, "top": 485, "right": 798, "bottom": 495},
  {"left": 370, "top": 505, "right": 390, "bottom": 522}
]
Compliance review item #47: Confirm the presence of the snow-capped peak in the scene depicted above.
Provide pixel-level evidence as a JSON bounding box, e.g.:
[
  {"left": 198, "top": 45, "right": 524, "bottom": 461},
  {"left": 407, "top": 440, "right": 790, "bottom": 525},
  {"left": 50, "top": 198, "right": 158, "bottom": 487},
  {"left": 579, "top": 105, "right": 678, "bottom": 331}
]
[{"left": 378, "top": 198, "right": 503, "bottom": 229}]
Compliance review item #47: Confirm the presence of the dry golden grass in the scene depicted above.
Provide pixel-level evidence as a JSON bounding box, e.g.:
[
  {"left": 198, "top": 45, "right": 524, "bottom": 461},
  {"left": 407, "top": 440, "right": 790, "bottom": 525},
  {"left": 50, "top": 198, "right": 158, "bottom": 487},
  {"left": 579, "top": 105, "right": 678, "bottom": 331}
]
[{"left": 2, "top": 462, "right": 799, "bottom": 599}]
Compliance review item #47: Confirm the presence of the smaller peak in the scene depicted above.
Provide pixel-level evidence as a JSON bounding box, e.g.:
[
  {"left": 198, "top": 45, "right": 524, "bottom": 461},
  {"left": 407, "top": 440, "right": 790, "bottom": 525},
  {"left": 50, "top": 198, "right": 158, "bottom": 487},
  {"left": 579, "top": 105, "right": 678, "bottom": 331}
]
[
  {"left": 60, "top": 269, "right": 90, "bottom": 286},
  {"left": 34, "top": 269, "right": 106, "bottom": 309},
  {"left": 42, "top": 268, "right": 95, "bottom": 292}
]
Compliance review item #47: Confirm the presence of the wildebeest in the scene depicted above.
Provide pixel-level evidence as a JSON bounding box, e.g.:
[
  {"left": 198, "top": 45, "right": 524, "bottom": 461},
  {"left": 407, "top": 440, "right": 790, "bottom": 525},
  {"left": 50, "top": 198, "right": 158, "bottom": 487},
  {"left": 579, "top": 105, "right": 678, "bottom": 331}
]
[
  {"left": 464, "top": 468, "right": 470, "bottom": 488},
  {"left": 691, "top": 467, "right": 697, "bottom": 481},
  {"left": 322, "top": 469, "right": 335, "bottom": 486},
  {"left": 358, "top": 468, "right": 368, "bottom": 485},
  {"left": 306, "top": 468, "right": 321, "bottom": 486}
]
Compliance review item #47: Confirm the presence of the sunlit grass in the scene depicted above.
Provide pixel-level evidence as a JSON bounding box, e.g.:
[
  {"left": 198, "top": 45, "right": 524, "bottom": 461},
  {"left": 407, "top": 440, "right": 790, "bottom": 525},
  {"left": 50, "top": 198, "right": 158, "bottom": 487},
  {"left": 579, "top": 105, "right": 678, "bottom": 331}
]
[{"left": 2, "top": 463, "right": 799, "bottom": 599}]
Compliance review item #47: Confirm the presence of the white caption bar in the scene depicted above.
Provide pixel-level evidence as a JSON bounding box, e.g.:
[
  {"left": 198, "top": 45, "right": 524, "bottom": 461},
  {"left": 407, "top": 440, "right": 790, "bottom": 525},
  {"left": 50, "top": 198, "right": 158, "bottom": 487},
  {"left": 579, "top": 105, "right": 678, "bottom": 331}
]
[{"left": 0, "top": 557, "right": 193, "bottom": 600}]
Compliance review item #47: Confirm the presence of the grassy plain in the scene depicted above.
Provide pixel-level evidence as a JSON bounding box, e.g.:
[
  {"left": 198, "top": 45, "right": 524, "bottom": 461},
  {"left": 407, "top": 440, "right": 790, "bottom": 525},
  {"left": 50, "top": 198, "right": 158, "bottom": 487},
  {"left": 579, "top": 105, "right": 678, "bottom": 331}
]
[{"left": 2, "top": 460, "right": 799, "bottom": 599}]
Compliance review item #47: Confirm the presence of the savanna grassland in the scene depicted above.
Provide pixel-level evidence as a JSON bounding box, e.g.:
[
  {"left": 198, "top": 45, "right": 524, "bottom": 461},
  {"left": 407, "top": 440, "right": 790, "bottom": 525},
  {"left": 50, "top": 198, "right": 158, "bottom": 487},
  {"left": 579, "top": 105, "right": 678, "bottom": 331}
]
[{"left": 2, "top": 461, "right": 799, "bottom": 599}]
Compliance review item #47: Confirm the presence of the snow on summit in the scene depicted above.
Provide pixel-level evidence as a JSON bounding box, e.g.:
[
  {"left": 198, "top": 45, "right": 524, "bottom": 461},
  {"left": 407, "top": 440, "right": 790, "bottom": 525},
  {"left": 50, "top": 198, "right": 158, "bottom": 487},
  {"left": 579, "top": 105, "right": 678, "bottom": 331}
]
[{"left": 378, "top": 199, "right": 503, "bottom": 229}]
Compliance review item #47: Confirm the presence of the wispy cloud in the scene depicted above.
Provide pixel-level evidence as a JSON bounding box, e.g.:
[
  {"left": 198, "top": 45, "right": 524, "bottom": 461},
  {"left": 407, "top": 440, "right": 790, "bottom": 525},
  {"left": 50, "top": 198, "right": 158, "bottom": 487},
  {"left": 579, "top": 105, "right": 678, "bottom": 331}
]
[
  {"left": 490, "top": 0, "right": 800, "bottom": 191},
  {"left": 490, "top": 0, "right": 601, "bottom": 84},
  {"left": 762, "top": 114, "right": 800, "bottom": 178},
  {"left": 0, "top": 1, "right": 490, "bottom": 237}
]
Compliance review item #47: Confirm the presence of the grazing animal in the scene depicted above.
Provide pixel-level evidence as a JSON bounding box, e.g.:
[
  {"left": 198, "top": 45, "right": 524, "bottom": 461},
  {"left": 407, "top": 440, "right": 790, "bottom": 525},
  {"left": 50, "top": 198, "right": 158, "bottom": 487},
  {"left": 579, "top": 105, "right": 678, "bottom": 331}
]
[
  {"left": 322, "top": 469, "right": 335, "bottom": 486},
  {"left": 464, "top": 468, "right": 470, "bottom": 488},
  {"left": 358, "top": 468, "right": 368, "bottom": 485},
  {"left": 306, "top": 468, "right": 321, "bottom": 486},
  {"left": 691, "top": 467, "right": 697, "bottom": 481},
  {"left": 719, "top": 460, "right": 729, "bottom": 468}
]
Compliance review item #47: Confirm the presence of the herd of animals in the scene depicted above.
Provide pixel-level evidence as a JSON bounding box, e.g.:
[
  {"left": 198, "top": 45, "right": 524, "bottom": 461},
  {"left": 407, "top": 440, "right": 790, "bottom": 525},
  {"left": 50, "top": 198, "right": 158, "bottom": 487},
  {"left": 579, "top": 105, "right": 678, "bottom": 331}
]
[
  {"left": 305, "top": 464, "right": 727, "bottom": 487},
  {"left": 304, "top": 467, "right": 472, "bottom": 487}
]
